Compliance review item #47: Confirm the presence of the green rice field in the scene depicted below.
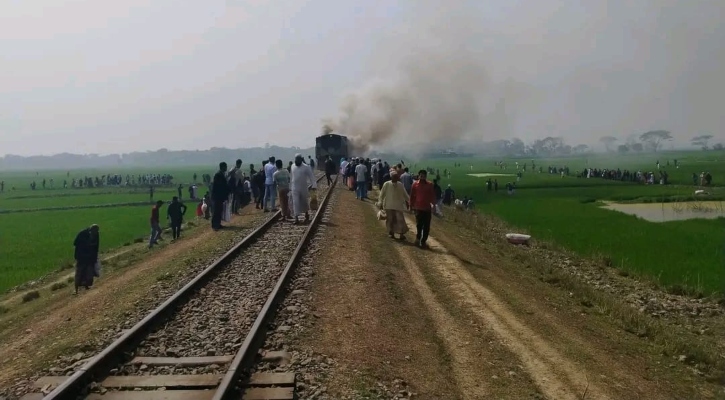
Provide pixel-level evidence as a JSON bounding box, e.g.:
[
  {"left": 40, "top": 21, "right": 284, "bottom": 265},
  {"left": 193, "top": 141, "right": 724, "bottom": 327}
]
[
  {"left": 0, "top": 167, "right": 214, "bottom": 293},
  {"left": 423, "top": 151, "right": 725, "bottom": 296}
]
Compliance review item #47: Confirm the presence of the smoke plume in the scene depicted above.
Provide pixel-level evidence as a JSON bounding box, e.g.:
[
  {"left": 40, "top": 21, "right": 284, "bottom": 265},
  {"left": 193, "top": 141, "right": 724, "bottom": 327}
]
[{"left": 322, "top": 1, "right": 494, "bottom": 156}]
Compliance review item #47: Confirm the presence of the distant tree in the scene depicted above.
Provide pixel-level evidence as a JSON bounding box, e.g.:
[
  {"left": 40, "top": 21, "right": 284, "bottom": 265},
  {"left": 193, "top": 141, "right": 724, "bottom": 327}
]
[
  {"left": 573, "top": 144, "right": 589, "bottom": 154},
  {"left": 599, "top": 136, "right": 617, "bottom": 152},
  {"left": 617, "top": 144, "right": 629, "bottom": 154},
  {"left": 639, "top": 130, "right": 672, "bottom": 152},
  {"left": 714, "top": 143, "right": 724, "bottom": 151},
  {"left": 631, "top": 142, "right": 644, "bottom": 152},
  {"left": 691, "top": 134, "right": 714, "bottom": 150}
]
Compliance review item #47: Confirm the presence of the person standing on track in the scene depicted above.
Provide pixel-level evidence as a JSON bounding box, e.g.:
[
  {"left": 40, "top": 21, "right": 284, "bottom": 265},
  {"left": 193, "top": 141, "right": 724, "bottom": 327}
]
[
  {"left": 290, "top": 154, "right": 317, "bottom": 224},
  {"left": 211, "top": 162, "right": 230, "bottom": 231},
  {"left": 378, "top": 171, "right": 410, "bottom": 240},
  {"left": 149, "top": 200, "right": 165, "bottom": 248},
  {"left": 324, "top": 155, "right": 335, "bottom": 186},
  {"left": 409, "top": 169, "right": 436, "bottom": 249},
  {"left": 167, "top": 196, "right": 187, "bottom": 240},
  {"left": 263, "top": 156, "right": 277, "bottom": 212},
  {"left": 273, "top": 159, "right": 292, "bottom": 219},
  {"left": 253, "top": 163, "right": 266, "bottom": 210}
]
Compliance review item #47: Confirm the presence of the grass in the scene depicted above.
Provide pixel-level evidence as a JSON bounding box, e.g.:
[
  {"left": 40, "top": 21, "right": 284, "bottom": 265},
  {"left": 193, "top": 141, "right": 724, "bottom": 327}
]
[
  {"left": 420, "top": 150, "right": 725, "bottom": 295},
  {"left": 0, "top": 165, "right": 222, "bottom": 294}
]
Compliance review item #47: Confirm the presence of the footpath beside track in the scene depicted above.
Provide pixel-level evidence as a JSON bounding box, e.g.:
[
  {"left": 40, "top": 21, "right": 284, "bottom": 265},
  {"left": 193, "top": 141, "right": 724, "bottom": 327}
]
[{"left": 20, "top": 174, "right": 335, "bottom": 400}]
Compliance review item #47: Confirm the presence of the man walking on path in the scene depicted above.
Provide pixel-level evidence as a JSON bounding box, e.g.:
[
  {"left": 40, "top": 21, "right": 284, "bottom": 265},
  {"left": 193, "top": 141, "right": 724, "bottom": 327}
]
[
  {"left": 355, "top": 160, "right": 368, "bottom": 200},
  {"left": 400, "top": 167, "right": 414, "bottom": 195},
  {"left": 212, "top": 162, "right": 230, "bottom": 231},
  {"left": 409, "top": 169, "right": 436, "bottom": 249},
  {"left": 273, "top": 159, "right": 292, "bottom": 219},
  {"left": 167, "top": 196, "right": 187, "bottom": 240},
  {"left": 263, "top": 156, "right": 277, "bottom": 212},
  {"left": 149, "top": 200, "right": 164, "bottom": 248},
  {"left": 73, "top": 224, "right": 100, "bottom": 294}
]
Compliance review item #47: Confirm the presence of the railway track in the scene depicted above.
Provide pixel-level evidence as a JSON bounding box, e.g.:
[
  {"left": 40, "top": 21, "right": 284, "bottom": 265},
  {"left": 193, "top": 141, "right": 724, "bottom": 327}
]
[{"left": 21, "top": 174, "right": 336, "bottom": 400}]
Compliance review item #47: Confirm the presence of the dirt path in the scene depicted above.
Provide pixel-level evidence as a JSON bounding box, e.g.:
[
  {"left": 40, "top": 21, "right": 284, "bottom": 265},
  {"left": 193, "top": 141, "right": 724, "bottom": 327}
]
[
  {"left": 293, "top": 186, "right": 468, "bottom": 399},
  {"left": 0, "top": 208, "right": 265, "bottom": 389},
  {"left": 359, "top": 193, "right": 716, "bottom": 399}
]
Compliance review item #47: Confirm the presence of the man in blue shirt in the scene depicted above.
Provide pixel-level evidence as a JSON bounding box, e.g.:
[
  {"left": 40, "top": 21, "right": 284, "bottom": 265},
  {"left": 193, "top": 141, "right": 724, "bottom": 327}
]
[{"left": 263, "top": 156, "right": 277, "bottom": 212}]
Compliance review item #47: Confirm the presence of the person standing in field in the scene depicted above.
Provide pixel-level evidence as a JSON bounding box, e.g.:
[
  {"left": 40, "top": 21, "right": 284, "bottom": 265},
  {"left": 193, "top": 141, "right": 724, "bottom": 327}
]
[
  {"left": 290, "top": 154, "right": 317, "bottom": 224},
  {"left": 273, "top": 159, "right": 292, "bottom": 219},
  {"left": 149, "top": 200, "right": 165, "bottom": 248},
  {"left": 149, "top": 186, "right": 154, "bottom": 202},
  {"left": 212, "top": 162, "right": 230, "bottom": 230},
  {"left": 167, "top": 196, "right": 187, "bottom": 240},
  {"left": 73, "top": 224, "right": 100, "bottom": 294},
  {"left": 177, "top": 184, "right": 183, "bottom": 200},
  {"left": 409, "top": 169, "right": 436, "bottom": 249},
  {"left": 378, "top": 171, "right": 410, "bottom": 240}
]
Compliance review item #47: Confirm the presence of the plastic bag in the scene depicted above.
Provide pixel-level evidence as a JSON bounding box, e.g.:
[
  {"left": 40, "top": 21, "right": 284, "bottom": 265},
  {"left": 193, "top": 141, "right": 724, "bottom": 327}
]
[
  {"left": 309, "top": 191, "right": 319, "bottom": 211},
  {"left": 94, "top": 261, "right": 101, "bottom": 277},
  {"left": 377, "top": 210, "right": 387, "bottom": 221}
]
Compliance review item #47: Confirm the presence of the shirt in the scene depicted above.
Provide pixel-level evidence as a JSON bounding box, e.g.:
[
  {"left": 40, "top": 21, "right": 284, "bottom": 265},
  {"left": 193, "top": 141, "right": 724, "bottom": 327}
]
[
  {"left": 355, "top": 164, "right": 368, "bottom": 182},
  {"left": 379, "top": 181, "right": 410, "bottom": 211},
  {"left": 400, "top": 172, "right": 414, "bottom": 193},
  {"left": 273, "top": 169, "right": 291, "bottom": 190},
  {"left": 150, "top": 206, "right": 160, "bottom": 223},
  {"left": 264, "top": 162, "right": 276, "bottom": 185},
  {"left": 290, "top": 163, "right": 317, "bottom": 192},
  {"left": 410, "top": 179, "right": 436, "bottom": 212}
]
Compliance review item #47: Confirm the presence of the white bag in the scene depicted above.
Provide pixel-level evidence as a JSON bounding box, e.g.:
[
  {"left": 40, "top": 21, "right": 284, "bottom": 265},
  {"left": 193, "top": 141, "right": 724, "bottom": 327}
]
[
  {"left": 222, "top": 201, "right": 231, "bottom": 222},
  {"left": 94, "top": 261, "right": 101, "bottom": 277},
  {"left": 377, "top": 210, "right": 387, "bottom": 221}
]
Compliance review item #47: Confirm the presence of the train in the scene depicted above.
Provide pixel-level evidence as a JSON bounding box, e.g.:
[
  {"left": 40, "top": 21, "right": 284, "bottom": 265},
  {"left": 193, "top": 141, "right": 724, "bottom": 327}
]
[{"left": 315, "top": 133, "right": 349, "bottom": 171}]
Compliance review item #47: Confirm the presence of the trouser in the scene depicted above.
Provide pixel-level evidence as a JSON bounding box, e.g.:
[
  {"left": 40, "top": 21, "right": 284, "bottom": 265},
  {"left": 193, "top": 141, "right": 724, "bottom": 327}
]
[
  {"left": 211, "top": 199, "right": 223, "bottom": 228},
  {"left": 264, "top": 184, "right": 276, "bottom": 210},
  {"left": 414, "top": 210, "right": 432, "bottom": 245},
  {"left": 254, "top": 186, "right": 263, "bottom": 208},
  {"left": 278, "top": 188, "right": 290, "bottom": 217},
  {"left": 149, "top": 222, "right": 163, "bottom": 246},
  {"left": 232, "top": 192, "right": 242, "bottom": 213},
  {"left": 326, "top": 173, "right": 332, "bottom": 185},
  {"left": 170, "top": 220, "right": 182, "bottom": 239},
  {"left": 356, "top": 181, "right": 366, "bottom": 199}
]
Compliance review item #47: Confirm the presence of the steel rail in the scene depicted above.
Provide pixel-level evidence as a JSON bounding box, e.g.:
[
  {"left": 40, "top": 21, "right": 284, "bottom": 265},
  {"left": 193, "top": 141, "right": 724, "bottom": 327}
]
[
  {"left": 212, "top": 175, "right": 338, "bottom": 400},
  {"left": 43, "top": 174, "right": 326, "bottom": 400}
]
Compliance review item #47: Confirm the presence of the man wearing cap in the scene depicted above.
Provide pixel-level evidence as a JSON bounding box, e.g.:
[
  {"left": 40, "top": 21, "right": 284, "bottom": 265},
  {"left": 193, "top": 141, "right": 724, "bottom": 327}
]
[
  {"left": 409, "top": 169, "right": 436, "bottom": 249},
  {"left": 290, "top": 154, "right": 317, "bottom": 224}
]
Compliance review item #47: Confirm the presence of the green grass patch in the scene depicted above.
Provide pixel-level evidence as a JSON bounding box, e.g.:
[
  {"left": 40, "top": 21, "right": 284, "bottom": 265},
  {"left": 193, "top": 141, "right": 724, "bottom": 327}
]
[
  {"left": 0, "top": 206, "right": 152, "bottom": 293},
  {"left": 421, "top": 151, "right": 725, "bottom": 295}
]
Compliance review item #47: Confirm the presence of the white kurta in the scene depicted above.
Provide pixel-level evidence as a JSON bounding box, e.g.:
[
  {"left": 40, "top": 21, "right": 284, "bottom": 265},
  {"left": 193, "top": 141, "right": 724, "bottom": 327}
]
[{"left": 290, "top": 163, "right": 317, "bottom": 216}]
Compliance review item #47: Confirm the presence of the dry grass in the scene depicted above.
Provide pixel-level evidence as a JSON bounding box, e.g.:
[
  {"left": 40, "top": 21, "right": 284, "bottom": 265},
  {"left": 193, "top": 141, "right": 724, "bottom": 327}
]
[{"left": 442, "top": 207, "right": 725, "bottom": 384}]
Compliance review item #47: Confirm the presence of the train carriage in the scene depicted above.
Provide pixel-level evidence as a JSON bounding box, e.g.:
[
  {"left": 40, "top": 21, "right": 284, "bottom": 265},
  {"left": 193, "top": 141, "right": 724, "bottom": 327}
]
[{"left": 315, "top": 133, "right": 349, "bottom": 171}]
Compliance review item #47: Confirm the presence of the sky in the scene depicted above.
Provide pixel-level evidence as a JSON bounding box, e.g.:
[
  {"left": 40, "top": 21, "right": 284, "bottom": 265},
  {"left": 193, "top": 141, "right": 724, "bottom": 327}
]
[{"left": 1, "top": 0, "right": 723, "bottom": 156}]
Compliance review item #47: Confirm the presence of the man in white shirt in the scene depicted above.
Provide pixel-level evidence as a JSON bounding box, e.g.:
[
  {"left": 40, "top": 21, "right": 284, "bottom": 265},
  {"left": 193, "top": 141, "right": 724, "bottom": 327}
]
[
  {"left": 290, "top": 154, "right": 317, "bottom": 224},
  {"left": 263, "top": 156, "right": 277, "bottom": 212},
  {"left": 354, "top": 161, "right": 368, "bottom": 200}
]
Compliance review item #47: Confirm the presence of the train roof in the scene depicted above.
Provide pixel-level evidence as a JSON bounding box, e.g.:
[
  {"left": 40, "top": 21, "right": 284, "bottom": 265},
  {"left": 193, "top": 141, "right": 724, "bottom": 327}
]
[{"left": 316, "top": 133, "right": 348, "bottom": 139}]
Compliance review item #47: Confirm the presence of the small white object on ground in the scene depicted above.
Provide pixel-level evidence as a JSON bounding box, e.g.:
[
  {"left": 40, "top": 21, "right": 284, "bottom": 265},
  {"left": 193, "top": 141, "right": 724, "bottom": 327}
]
[{"left": 505, "top": 233, "right": 531, "bottom": 245}]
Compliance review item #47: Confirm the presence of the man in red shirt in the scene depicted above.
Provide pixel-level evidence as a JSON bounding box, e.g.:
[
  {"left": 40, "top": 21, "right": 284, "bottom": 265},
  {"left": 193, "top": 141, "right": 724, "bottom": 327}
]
[
  {"left": 149, "top": 200, "right": 164, "bottom": 248},
  {"left": 409, "top": 170, "right": 436, "bottom": 249}
]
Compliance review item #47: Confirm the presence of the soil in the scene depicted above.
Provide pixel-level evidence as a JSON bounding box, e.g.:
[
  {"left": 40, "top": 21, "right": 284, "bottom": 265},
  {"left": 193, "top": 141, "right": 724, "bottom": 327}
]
[{"left": 0, "top": 207, "right": 264, "bottom": 389}]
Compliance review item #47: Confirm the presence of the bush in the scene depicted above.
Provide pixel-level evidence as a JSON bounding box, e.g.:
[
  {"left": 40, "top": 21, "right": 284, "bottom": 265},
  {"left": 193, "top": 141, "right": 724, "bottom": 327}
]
[
  {"left": 22, "top": 290, "right": 40, "bottom": 303},
  {"left": 50, "top": 282, "right": 68, "bottom": 291}
]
